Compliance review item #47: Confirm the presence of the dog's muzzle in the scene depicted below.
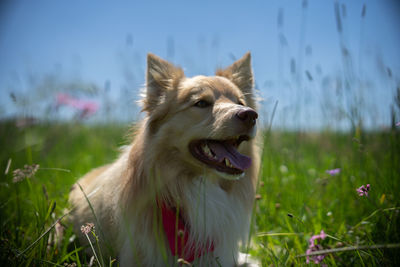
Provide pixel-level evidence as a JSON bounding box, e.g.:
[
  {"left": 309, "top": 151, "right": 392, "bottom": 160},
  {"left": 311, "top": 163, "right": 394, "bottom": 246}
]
[{"left": 189, "top": 107, "right": 258, "bottom": 176}]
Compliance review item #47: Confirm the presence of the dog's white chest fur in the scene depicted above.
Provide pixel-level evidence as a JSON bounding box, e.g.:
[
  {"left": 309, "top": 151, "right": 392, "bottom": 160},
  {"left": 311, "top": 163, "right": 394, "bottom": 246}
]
[
  {"left": 119, "top": 176, "right": 251, "bottom": 267},
  {"left": 183, "top": 177, "right": 250, "bottom": 266}
]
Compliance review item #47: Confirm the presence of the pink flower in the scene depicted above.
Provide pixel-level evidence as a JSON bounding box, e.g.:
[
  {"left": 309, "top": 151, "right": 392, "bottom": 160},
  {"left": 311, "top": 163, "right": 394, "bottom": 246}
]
[
  {"left": 306, "top": 230, "right": 327, "bottom": 265},
  {"left": 319, "top": 230, "right": 326, "bottom": 240},
  {"left": 326, "top": 168, "right": 340, "bottom": 176},
  {"left": 356, "top": 184, "right": 370, "bottom": 197},
  {"left": 56, "top": 93, "right": 99, "bottom": 119}
]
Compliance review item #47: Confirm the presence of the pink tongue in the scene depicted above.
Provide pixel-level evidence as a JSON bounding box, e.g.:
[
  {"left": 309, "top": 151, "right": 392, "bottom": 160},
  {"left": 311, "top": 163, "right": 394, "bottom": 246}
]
[{"left": 208, "top": 141, "right": 252, "bottom": 171}]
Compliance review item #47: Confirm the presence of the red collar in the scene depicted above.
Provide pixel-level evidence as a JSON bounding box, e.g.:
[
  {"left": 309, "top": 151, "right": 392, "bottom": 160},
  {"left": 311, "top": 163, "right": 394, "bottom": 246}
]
[{"left": 159, "top": 202, "right": 214, "bottom": 262}]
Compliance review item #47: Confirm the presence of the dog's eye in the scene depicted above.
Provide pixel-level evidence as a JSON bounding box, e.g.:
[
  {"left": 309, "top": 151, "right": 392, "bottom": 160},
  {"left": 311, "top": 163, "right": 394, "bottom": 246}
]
[{"left": 194, "top": 100, "right": 211, "bottom": 108}]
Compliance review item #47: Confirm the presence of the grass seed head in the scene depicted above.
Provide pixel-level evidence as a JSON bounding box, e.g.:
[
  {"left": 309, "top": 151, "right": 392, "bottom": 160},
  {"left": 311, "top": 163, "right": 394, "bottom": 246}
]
[
  {"left": 12, "top": 164, "right": 39, "bottom": 183},
  {"left": 80, "top": 222, "right": 95, "bottom": 235}
]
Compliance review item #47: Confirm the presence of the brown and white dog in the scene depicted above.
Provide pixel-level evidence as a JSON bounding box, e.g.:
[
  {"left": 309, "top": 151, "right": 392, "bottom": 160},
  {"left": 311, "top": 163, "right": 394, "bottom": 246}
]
[{"left": 69, "top": 52, "right": 260, "bottom": 266}]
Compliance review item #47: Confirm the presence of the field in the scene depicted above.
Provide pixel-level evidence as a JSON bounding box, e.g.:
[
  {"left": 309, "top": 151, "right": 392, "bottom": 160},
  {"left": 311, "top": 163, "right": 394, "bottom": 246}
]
[{"left": 0, "top": 120, "right": 399, "bottom": 266}]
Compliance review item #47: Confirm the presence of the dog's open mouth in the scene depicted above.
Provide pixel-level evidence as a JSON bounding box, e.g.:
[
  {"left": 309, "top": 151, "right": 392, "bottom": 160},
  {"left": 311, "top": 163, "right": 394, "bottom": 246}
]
[{"left": 189, "top": 135, "right": 251, "bottom": 175}]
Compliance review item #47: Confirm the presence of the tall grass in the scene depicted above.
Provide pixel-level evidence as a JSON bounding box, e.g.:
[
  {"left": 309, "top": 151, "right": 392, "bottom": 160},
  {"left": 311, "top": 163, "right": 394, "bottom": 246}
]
[
  {"left": 252, "top": 129, "right": 400, "bottom": 265},
  {"left": 0, "top": 120, "right": 399, "bottom": 265},
  {"left": 0, "top": 121, "right": 128, "bottom": 266}
]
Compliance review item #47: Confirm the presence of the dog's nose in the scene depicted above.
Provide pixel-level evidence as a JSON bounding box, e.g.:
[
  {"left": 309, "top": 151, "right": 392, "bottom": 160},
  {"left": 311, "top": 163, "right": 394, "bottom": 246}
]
[{"left": 236, "top": 108, "right": 258, "bottom": 128}]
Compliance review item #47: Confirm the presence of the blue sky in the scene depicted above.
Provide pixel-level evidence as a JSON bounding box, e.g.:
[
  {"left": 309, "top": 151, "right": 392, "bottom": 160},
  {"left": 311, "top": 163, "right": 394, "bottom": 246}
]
[{"left": 1, "top": 0, "right": 399, "bottom": 129}]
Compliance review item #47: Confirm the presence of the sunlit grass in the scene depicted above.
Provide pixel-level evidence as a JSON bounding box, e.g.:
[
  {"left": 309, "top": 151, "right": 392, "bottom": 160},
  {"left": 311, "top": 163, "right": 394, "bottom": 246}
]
[
  {"left": 0, "top": 121, "right": 399, "bottom": 266},
  {"left": 252, "top": 130, "right": 400, "bottom": 265}
]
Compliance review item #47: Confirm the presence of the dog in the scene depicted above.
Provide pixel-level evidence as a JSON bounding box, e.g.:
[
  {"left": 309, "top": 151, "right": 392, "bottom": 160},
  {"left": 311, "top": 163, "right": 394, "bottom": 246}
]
[{"left": 69, "top": 52, "right": 260, "bottom": 266}]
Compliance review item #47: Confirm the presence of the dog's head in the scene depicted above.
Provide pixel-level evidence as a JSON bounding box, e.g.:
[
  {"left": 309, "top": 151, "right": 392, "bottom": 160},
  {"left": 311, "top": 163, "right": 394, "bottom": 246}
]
[{"left": 142, "top": 53, "right": 257, "bottom": 180}]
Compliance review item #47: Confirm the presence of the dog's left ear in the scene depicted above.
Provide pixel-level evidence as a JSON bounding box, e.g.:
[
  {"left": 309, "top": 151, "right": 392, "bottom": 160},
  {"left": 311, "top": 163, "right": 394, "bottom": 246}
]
[{"left": 216, "top": 52, "right": 254, "bottom": 95}]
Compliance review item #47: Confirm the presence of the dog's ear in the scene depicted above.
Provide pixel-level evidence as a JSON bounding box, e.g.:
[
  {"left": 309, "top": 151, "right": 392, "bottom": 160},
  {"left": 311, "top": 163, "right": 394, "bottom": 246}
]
[
  {"left": 216, "top": 52, "right": 254, "bottom": 94},
  {"left": 143, "top": 53, "right": 184, "bottom": 113}
]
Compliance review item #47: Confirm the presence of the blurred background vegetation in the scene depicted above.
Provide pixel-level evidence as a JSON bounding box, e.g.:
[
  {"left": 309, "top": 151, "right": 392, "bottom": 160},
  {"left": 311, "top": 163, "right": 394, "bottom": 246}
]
[{"left": 0, "top": 0, "right": 399, "bottom": 130}]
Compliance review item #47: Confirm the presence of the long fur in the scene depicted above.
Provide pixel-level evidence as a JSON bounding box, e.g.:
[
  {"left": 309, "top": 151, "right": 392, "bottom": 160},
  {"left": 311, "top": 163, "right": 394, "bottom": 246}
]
[{"left": 69, "top": 52, "right": 261, "bottom": 266}]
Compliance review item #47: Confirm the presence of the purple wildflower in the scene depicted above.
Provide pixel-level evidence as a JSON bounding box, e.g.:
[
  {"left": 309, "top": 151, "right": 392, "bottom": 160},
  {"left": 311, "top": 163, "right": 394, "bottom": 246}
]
[
  {"left": 396, "top": 121, "right": 400, "bottom": 127},
  {"left": 306, "top": 230, "right": 327, "bottom": 265},
  {"left": 80, "top": 222, "right": 95, "bottom": 235},
  {"left": 356, "top": 184, "right": 370, "bottom": 197},
  {"left": 326, "top": 168, "right": 340, "bottom": 176}
]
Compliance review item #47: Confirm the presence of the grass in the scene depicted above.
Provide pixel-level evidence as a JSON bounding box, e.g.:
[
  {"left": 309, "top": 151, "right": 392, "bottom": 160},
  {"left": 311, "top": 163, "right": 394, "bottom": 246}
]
[
  {"left": 0, "top": 120, "right": 399, "bottom": 266},
  {"left": 253, "top": 130, "right": 400, "bottom": 265}
]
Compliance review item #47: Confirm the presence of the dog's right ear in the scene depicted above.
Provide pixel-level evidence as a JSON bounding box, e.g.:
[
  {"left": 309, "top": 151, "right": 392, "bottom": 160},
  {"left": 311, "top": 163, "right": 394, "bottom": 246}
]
[
  {"left": 216, "top": 52, "right": 253, "bottom": 94},
  {"left": 143, "top": 53, "right": 184, "bottom": 113}
]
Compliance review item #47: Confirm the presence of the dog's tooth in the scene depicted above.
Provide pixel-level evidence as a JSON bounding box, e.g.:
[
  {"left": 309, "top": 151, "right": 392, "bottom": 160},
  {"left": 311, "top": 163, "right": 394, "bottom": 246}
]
[
  {"left": 202, "top": 144, "right": 213, "bottom": 159},
  {"left": 225, "top": 158, "right": 233, "bottom": 168},
  {"left": 224, "top": 158, "right": 233, "bottom": 168},
  {"left": 202, "top": 144, "right": 209, "bottom": 153}
]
